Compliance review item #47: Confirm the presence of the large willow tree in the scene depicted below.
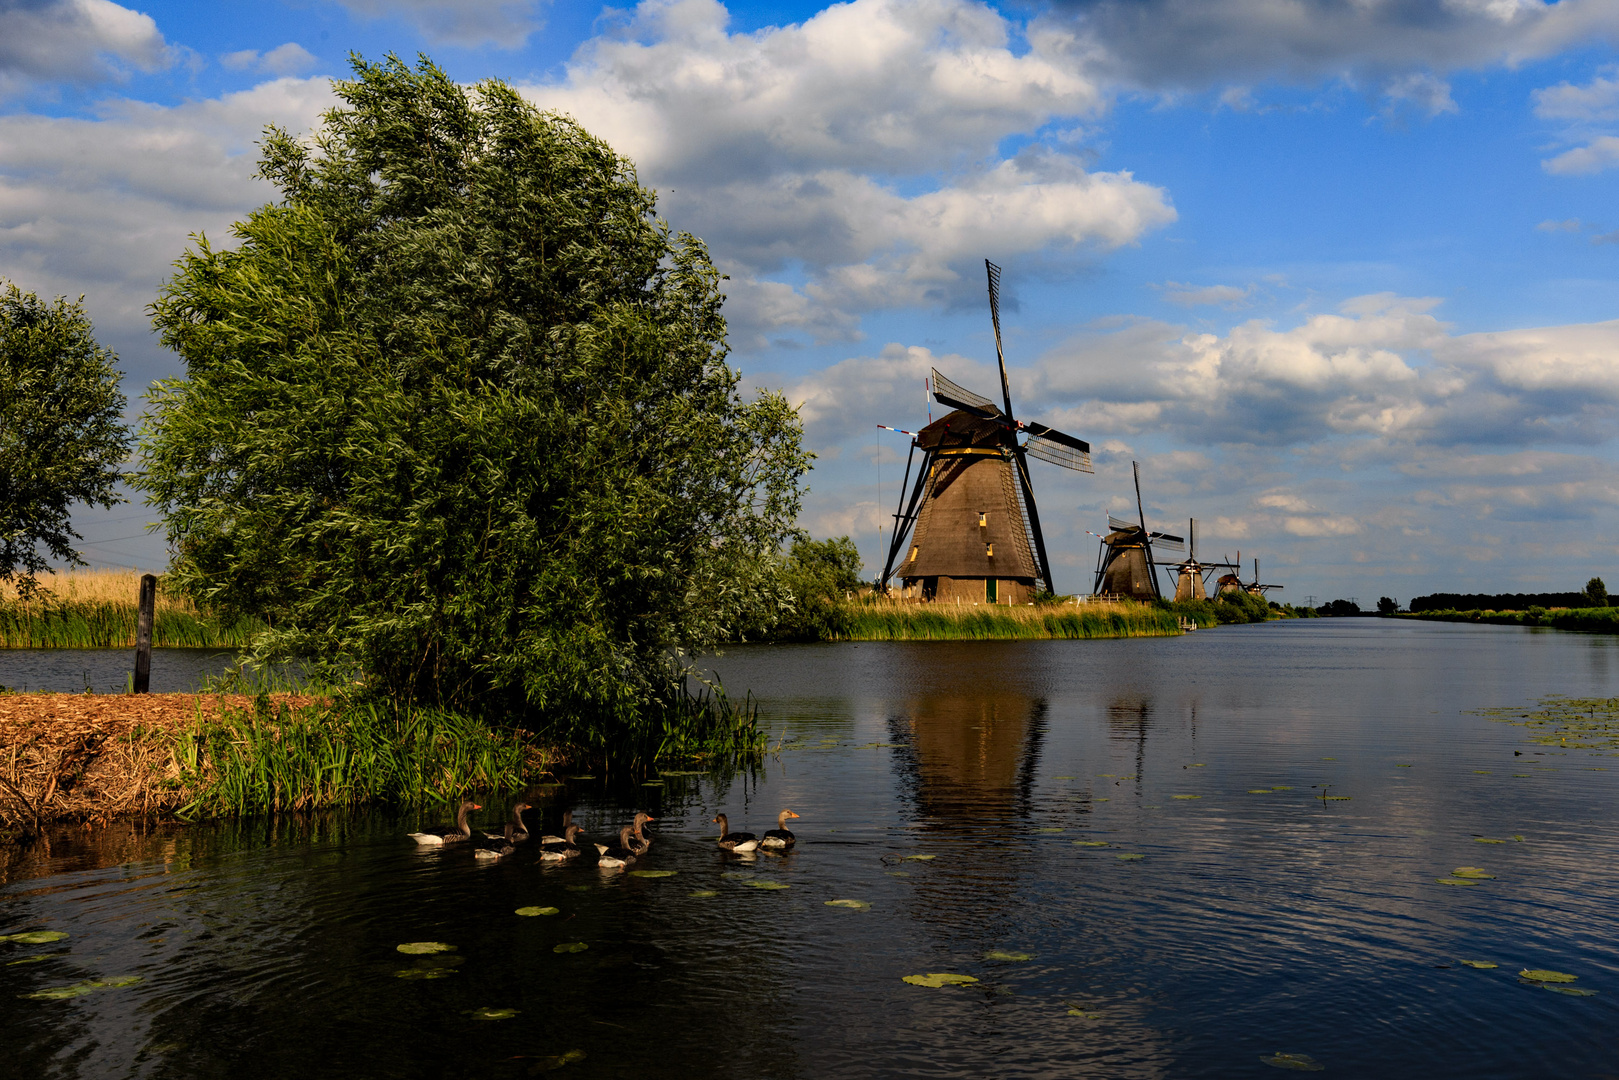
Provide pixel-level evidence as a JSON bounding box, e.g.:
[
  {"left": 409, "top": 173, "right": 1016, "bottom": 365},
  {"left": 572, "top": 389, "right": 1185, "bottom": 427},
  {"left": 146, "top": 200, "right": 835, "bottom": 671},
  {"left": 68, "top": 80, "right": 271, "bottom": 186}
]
[{"left": 139, "top": 55, "right": 808, "bottom": 738}]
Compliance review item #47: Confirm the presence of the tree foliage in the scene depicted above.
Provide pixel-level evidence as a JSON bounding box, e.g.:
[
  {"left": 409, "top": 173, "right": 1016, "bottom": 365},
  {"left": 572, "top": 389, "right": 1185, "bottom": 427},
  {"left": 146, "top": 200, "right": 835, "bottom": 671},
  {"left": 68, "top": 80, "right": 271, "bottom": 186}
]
[
  {"left": 764, "top": 534, "right": 864, "bottom": 642},
  {"left": 0, "top": 283, "right": 130, "bottom": 595},
  {"left": 137, "top": 55, "right": 809, "bottom": 740},
  {"left": 1585, "top": 577, "right": 1608, "bottom": 607}
]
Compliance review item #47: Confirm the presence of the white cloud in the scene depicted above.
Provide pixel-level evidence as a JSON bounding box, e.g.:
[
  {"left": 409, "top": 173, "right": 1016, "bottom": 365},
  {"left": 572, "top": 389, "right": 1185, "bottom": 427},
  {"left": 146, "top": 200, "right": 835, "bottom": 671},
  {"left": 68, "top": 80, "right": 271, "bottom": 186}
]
[
  {"left": 0, "top": 0, "right": 170, "bottom": 96},
  {"left": 1382, "top": 71, "right": 1459, "bottom": 118},
  {"left": 0, "top": 77, "right": 336, "bottom": 383},
  {"left": 221, "top": 43, "right": 316, "bottom": 77},
  {"left": 1533, "top": 68, "right": 1619, "bottom": 121},
  {"left": 1536, "top": 217, "right": 1582, "bottom": 232},
  {"left": 1542, "top": 134, "right": 1619, "bottom": 175},
  {"left": 1156, "top": 280, "right": 1253, "bottom": 307},
  {"left": 332, "top": 0, "right": 547, "bottom": 48}
]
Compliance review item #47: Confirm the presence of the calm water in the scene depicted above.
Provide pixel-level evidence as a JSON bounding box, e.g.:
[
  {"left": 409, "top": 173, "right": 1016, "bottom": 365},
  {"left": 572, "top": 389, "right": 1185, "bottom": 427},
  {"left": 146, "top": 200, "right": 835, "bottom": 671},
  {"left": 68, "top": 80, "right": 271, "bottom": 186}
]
[
  {"left": 3, "top": 621, "right": 1617, "bottom": 1078},
  {"left": 0, "top": 649, "right": 238, "bottom": 694}
]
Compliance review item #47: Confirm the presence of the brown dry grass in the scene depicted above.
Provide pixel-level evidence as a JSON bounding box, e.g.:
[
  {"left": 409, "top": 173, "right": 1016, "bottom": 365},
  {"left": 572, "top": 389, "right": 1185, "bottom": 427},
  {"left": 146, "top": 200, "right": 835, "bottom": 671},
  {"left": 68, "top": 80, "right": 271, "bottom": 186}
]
[
  {"left": 0, "top": 693, "right": 321, "bottom": 836},
  {"left": 2, "top": 569, "right": 196, "bottom": 612}
]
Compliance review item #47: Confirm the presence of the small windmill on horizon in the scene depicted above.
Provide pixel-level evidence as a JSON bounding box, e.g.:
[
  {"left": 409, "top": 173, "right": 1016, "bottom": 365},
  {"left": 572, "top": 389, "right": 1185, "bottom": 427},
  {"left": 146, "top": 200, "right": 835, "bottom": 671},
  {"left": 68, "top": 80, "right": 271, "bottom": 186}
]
[{"left": 876, "top": 260, "right": 1093, "bottom": 604}]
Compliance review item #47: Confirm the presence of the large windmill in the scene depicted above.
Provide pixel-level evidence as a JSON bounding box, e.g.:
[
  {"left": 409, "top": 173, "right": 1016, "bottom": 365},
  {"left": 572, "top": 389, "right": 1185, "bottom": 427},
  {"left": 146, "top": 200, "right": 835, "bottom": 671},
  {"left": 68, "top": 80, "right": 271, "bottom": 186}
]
[
  {"left": 878, "top": 261, "right": 1093, "bottom": 603},
  {"left": 1091, "top": 462, "right": 1185, "bottom": 600}
]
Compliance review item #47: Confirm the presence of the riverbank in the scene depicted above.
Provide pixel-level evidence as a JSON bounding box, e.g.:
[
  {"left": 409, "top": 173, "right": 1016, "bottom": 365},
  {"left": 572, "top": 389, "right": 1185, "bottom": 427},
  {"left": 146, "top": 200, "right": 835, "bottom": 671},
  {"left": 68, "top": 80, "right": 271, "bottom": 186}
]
[
  {"left": 835, "top": 598, "right": 1189, "bottom": 641},
  {"left": 1400, "top": 606, "right": 1619, "bottom": 631},
  {"left": 0, "top": 692, "right": 540, "bottom": 841},
  {"left": 1, "top": 570, "right": 262, "bottom": 649}
]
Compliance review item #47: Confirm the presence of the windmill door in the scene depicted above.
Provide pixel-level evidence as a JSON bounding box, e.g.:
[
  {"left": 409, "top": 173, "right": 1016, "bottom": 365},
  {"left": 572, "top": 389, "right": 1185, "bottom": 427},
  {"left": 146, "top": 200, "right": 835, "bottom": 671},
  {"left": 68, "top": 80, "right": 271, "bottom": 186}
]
[{"left": 986, "top": 578, "right": 998, "bottom": 603}]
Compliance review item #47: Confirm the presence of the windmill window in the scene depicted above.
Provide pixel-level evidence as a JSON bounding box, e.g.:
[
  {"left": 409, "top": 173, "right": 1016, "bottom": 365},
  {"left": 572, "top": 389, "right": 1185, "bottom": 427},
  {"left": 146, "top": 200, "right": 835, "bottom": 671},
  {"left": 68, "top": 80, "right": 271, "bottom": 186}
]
[
  {"left": 985, "top": 543, "right": 994, "bottom": 558},
  {"left": 978, "top": 513, "right": 987, "bottom": 528},
  {"left": 908, "top": 546, "right": 919, "bottom": 562}
]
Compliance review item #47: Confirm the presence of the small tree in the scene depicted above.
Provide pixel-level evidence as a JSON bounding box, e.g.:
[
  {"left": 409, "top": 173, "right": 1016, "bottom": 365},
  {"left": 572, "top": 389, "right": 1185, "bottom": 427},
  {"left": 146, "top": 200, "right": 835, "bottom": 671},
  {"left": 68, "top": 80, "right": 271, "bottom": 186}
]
[
  {"left": 138, "top": 56, "right": 809, "bottom": 739},
  {"left": 1376, "top": 596, "right": 1398, "bottom": 615},
  {"left": 1585, "top": 577, "right": 1608, "bottom": 607},
  {"left": 0, "top": 283, "right": 130, "bottom": 596}
]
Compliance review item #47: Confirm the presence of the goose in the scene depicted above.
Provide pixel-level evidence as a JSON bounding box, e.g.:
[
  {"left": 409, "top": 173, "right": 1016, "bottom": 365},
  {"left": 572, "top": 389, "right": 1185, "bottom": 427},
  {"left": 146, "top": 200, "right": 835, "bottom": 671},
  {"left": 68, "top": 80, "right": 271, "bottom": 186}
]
[
  {"left": 475, "top": 824, "right": 518, "bottom": 860},
  {"left": 596, "top": 826, "right": 639, "bottom": 869},
  {"left": 481, "top": 801, "right": 531, "bottom": 843},
  {"left": 713, "top": 813, "right": 758, "bottom": 853},
  {"left": 629, "top": 812, "right": 656, "bottom": 855},
  {"left": 538, "top": 824, "right": 583, "bottom": 862},
  {"left": 539, "top": 810, "right": 573, "bottom": 845},
  {"left": 407, "top": 801, "right": 481, "bottom": 846},
  {"left": 760, "top": 809, "right": 800, "bottom": 850}
]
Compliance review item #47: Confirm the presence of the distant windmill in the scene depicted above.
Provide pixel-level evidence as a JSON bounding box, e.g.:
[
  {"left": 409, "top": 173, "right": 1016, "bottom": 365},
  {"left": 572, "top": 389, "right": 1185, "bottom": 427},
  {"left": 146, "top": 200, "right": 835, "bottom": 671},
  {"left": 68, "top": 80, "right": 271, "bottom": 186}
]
[
  {"left": 878, "top": 260, "right": 1093, "bottom": 603},
  {"left": 1164, "top": 519, "right": 1240, "bottom": 602},
  {"left": 1092, "top": 462, "right": 1185, "bottom": 600},
  {"left": 1246, "top": 558, "right": 1283, "bottom": 597}
]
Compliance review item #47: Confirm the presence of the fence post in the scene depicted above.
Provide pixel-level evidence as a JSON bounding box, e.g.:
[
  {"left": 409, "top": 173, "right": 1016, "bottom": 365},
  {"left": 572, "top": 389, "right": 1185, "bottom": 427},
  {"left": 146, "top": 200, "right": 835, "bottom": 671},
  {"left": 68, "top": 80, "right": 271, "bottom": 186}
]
[{"left": 133, "top": 573, "right": 156, "bottom": 694}]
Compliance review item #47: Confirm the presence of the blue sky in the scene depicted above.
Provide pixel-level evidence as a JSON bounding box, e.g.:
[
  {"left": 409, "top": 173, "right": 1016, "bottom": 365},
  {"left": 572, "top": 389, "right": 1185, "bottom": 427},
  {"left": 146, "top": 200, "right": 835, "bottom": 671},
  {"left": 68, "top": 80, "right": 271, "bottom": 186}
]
[{"left": 7, "top": 0, "right": 1619, "bottom": 603}]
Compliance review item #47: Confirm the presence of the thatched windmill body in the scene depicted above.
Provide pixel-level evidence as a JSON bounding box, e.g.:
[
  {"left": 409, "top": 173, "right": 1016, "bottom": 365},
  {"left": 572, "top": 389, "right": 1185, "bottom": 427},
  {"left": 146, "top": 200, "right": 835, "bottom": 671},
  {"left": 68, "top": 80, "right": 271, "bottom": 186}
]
[
  {"left": 1091, "top": 462, "right": 1183, "bottom": 600},
  {"left": 1165, "top": 519, "right": 1240, "bottom": 602},
  {"left": 878, "top": 262, "right": 1093, "bottom": 604}
]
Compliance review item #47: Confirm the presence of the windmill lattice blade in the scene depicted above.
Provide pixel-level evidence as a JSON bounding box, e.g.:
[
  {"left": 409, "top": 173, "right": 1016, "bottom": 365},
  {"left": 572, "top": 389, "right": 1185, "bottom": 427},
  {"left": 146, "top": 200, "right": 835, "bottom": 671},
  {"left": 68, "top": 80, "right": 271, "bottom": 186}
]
[
  {"left": 1024, "top": 434, "right": 1093, "bottom": 473},
  {"left": 931, "top": 368, "right": 1001, "bottom": 417},
  {"left": 1149, "top": 531, "right": 1185, "bottom": 551},
  {"left": 1107, "top": 514, "right": 1138, "bottom": 533},
  {"left": 1021, "top": 421, "right": 1090, "bottom": 454},
  {"left": 986, "top": 260, "right": 1002, "bottom": 337}
]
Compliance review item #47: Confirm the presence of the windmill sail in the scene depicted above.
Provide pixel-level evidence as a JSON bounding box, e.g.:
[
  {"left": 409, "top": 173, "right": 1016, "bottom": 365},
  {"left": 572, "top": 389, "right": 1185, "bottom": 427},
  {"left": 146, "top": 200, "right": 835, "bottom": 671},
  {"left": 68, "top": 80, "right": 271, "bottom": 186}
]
[{"left": 930, "top": 369, "right": 1001, "bottom": 418}]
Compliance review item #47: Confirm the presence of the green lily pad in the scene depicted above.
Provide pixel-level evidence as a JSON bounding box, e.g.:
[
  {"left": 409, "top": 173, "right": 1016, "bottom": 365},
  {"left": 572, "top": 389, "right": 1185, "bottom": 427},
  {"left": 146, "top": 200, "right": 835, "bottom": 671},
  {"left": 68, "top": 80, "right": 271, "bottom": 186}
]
[
  {"left": 1036, "top": 827, "right": 1065, "bottom": 833},
  {"left": 531, "top": 1049, "right": 588, "bottom": 1072},
  {"left": 394, "top": 967, "right": 455, "bottom": 979},
  {"left": 1475, "top": 838, "right": 1505, "bottom": 844},
  {"left": 1520, "top": 969, "right": 1578, "bottom": 983},
  {"left": 688, "top": 890, "right": 718, "bottom": 898},
  {"left": 396, "top": 942, "right": 456, "bottom": 955},
  {"left": 88, "top": 975, "right": 141, "bottom": 988},
  {"left": 1172, "top": 795, "right": 1201, "bottom": 800},
  {"left": 1396, "top": 763, "right": 1413, "bottom": 767},
  {"left": 22, "top": 983, "right": 97, "bottom": 1000},
  {"left": 553, "top": 942, "right": 589, "bottom": 954},
  {"left": 904, "top": 854, "right": 936, "bottom": 861},
  {"left": 1436, "top": 877, "right": 1481, "bottom": 886},
  {"left": 1117, "top": 853, "right": 1145, "bottom": 861},
  {"left": 1271, "top": 786, "right": 1293, "bottom": 791},
  {"left": 1459, "top": 960, "right": 1498, "bottom": 969},
  {"left": 1320, "top": 757, "right": 1337, "bottom": 761},
  {"left": 1472, "top": 770, "right": 1491, "bottom": 775},
  {"left": 983, "top": 950, "right": 1032, "bottom": 961},
  {"left": 1451, "top": 867, "right": 1494, "bottom": 879},
  {"left": 1066, "top": 1007, "right": 1100, "bottom": 1018},
  {"left": 1540, "top": 985, "right": 1598, "bottom": 996},
  {"left": 1073, "top": 841, "right": 1110, "bottom": 847},
  {"left": 902, "top": 973, "right": 978, "bottom": 988},
  {"left": 567, "top": 775, "right": 595, "bottom": 780},
  {"left": 1247, "top": 789, "right": 1274, "bottom": 794},
  {"left": 6, "top": 954, "right": 53, "bottom": 966},
  {"left": 515, "top": 906, "right": 560, "bottom": 917},
  {"left": 629, "top": 870, "right": 677, "bottom": 879},
  {"left": 1, "top": 931, "right": 68, "bottom": 944},
  {"left": 1189, "top": 763, "right": 1206, "bottom": 767},
  {"left": 1261, "top": 1052, "right": 1324, "bottom": 1071},
  {"left": 470, "top": 1007, "right": 518, "bottom": 1020},
  {"left": 825, "top": 899, "right": 870, "bottom": 909},
  {"left": 745, "top": 880, "right": 790, "bottom": 889}
]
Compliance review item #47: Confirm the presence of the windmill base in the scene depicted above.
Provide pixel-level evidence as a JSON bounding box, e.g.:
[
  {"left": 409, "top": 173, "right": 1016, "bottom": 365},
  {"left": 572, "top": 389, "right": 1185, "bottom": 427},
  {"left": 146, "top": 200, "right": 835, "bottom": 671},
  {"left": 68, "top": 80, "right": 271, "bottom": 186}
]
[{"left": 898, "top": 575, "right": 1037, "bottom": 606}]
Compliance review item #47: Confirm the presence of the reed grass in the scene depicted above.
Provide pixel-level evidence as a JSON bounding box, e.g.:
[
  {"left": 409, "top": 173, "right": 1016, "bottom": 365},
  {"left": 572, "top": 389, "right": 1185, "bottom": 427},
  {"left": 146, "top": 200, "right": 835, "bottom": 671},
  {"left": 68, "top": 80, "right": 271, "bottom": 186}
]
[
  {"left": 837, "top": 599, "right": 1182, "bottom": 641},
  {"left": 0, "top": 570, "right": 262, "bottom": 648},
  {"left": 1404, "top": 607, "right": 1619, "bottom": 632},
  {"left": 173, "top": 696, "right": 533, "bottom": 818}
]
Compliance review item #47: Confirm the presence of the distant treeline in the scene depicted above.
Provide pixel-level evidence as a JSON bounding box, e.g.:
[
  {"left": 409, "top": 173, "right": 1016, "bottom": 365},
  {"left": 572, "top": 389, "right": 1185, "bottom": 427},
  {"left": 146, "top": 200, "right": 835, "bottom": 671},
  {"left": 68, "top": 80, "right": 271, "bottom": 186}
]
[{"left": 1407, "top": 592, "right": 1588, "bottom": 613}]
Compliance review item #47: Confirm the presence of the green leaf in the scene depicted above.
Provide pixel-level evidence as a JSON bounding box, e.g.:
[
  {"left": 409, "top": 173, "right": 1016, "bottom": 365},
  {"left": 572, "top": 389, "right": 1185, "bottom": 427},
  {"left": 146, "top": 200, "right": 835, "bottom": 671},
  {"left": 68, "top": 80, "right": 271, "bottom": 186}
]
[
  {"left": 1436, "top": 877, "right": 1481, "bottom": 886},
  {"left": 982, "top": 950, "right": 1032, "bottom": 961},
  {"left": 1261, "top": 1052, "right": 1325, "bottom": 1071},
  {"left": 629, "top": 870, "right": 677, "bottom": 879},
  {"left": 1520, "top": 969, "right": 1578, "bottom": 983},
  {"left": 394, "top": 967, "right": 455, "bottom": 980},
  {"left": 1474, "top": 837, "right": 1505, "bottom": 843},
  {"left": 1451, "top": 867, "right": 1494, "bottom": 879},
  {"left": 470, "top": 1007, "right": 519, "bottom": 1019},
  {"left": 396, "top": 942, "right": 456, "bottom": 955},
  {"left": 904, "top": 854, "right": 937, "bottom": 860},
  {"left": 553, "top": 942, "right": 589, "bottom": 954},
  {"left": 1459, "top": 960, "right": 1498, "bottom": 969},
  {"left": 902, "top": 973, "right": 978, "bottom": 988},
  {"left": 1072, "top": 840, "right": 1110, "bottom": 847},
  {"left": 515, "top": 906, "right": 559, "bottom": 917},
  {"left": 688, "top": 890, "right": 718, "bottom": 898},
  {"left": 824, "top": 899, "right": 870, "bottom": 909},
  {"left": 1, "top": 931, "right": 68, "bottom": 944},
  {"left": 745, "top": 880, "right": 790, "bottom": 889},
  {"left": 1171, "top": 795, "right": 1201, "bottom": 800}
]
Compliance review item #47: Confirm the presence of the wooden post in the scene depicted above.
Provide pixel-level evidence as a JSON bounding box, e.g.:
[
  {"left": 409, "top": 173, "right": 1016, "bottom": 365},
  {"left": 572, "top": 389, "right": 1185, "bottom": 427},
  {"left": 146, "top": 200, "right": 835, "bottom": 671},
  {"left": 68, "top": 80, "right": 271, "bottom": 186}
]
[{"left": 133, "top": 573, "right": 156, "bottom": 694}]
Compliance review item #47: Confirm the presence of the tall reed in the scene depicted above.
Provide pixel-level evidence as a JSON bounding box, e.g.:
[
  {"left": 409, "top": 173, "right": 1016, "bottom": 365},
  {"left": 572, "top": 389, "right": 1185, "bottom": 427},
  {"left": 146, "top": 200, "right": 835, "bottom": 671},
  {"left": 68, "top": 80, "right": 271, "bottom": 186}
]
[
  {"left": 1, "top": 570, "right": 262, "bottom": 648},
  {"left": 838, "top": 599, "right": 1182, "bottom": 641}
]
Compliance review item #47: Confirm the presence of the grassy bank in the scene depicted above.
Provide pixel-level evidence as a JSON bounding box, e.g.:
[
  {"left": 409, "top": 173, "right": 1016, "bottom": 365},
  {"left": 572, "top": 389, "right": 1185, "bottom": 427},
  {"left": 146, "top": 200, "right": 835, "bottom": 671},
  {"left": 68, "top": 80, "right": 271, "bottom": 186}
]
[
  {"left": 1, "top": 570, "right": 263, "bottom": 648},
  {"left": 834, "top": 599, "right": 1187, "bottom": 641},
  {"left": 1401, "top": 607, "right": 1619, "bottom": 632}
]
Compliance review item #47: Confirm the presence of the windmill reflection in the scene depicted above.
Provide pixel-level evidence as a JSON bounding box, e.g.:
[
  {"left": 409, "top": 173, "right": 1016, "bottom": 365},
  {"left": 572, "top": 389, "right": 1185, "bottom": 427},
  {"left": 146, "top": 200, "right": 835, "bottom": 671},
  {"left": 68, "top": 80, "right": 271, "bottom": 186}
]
[{"left": 888, "top": 691, "right": 1045, "bottom": 833}]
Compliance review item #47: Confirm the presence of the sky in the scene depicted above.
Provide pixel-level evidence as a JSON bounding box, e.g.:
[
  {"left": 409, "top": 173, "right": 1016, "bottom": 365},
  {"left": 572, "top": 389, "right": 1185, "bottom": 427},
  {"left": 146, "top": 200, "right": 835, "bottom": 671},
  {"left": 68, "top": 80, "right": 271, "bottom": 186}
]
[{"left": 7, "top": 0, "right": 1619, "bottom": 604}]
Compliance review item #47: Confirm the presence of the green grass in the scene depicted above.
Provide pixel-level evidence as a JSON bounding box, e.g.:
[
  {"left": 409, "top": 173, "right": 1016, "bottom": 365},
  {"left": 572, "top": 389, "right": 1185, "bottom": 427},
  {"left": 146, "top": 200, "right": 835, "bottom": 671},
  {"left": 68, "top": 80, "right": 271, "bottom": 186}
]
[
  {"left": 839, "top": 603, "right": 1184, "bottom": 641},
  {"left": 0, "top": 601, "right": 263, "bottom": 648},
  {"left": 1402, "top": 607, "right": 1619, "bottom": 632},
  {"left": 172, "top": 696, "right": 531, "bottom": 817}
]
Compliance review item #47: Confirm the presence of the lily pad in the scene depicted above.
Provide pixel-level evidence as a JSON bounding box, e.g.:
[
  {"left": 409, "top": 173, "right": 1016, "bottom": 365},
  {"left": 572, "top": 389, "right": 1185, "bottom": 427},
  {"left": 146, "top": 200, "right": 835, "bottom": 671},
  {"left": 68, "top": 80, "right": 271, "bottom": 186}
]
[
  {"left": 904, "top": 854, "right": 936, "bottom": 861},
  {"left": 1459, "top": 960, "right": 1498, "bottom": 969},
  {"left": 471, "top": 1007, "right": 518, "bottom": 1020},
  {"left": 397, "top": 942, "right": 456, "bottom": 955},
  {"left": 1248, "top": 789, "right": 1275, "bottom": 794},
  {"left": 1537, "top": 985, "right": 1597, "bottom": 996},
  {"left": 983, "top": 950, "right": 1032, "bottom": 961},
  {"left": 516, "top": 906, "right": 560, "bottom": 917},
  {"left": 1172, "top": 795, "right": 1201, "bottom": 800},
  {"left": 902, "top": 973, "right": 979, "bottom": 988},
  {"left": 88, "top": 975, "right": 141, "bottom": 988},
  {"left": 1116, "top": 853, "right": 1145, "bottom": 861},
  {"left": 1520, "top": 969, "right": 1578, "bottom": 983},
  {"left": 659, "top": 770, "right": 705, "bottom": 776},
  {"left": 1475, "top": 838, "right": 1505, "bottom": 844},
  {"left": 22, "top": 983, "right": 97, "bottom": 1000},
  {"left": 394, "top": 967, "right": 456, "bottom": 979},
  {"left": 629, "top": 870, "right": 677, "bottom": 879},
  {"left": 1, "top": 931, "right": 68, "bottom": 944},
  {"left": 6, "top": 954, "right": 53, "bottom": 966},
  {"left": 1451, "top": 867, "right": 1495, "bottom": 879},
  {"left": 1036, "top": 827, "right": 1065, "bottom": 833},
  {"left": 1271, "top": 786, "right": 1293, "bottom": 791},
  {"left": 1261, "top": 1052, "right": 1325, "bottom": 1071},
  {"left": 745, "top": 880, "right": 790, "bottom": 889},
  {"left": 531, "top": 1049, "right": 588, "bottom": 1072},
  {"left": 688, "top": 890, "right": 718, "bottom": 898},
  {"left": 1073, "top": 840, "right": 1110, "bottom": 847},
  {"left": 1066, "top": 1007, "right": 1100, "bottom": 1018},
  {"left": 567, "top": 775, "right": 595, "bottom": 780},
  {"left": 825, "top": 899, "right": 870, "bottom": 909},
  {"left": 553, "top": 942, "right": 589, "bottom": 954},
  {"left": 1436, "top": 877, "right": 1481, "bottom": 886}
]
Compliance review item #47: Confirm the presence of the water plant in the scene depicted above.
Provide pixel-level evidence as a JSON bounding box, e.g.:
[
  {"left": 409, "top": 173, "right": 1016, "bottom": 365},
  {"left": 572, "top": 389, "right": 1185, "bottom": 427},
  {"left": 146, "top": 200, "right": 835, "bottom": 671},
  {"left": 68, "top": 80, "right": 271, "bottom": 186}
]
[{"left": 836, "top": 599, "right": 1183, "bottom": 641}]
